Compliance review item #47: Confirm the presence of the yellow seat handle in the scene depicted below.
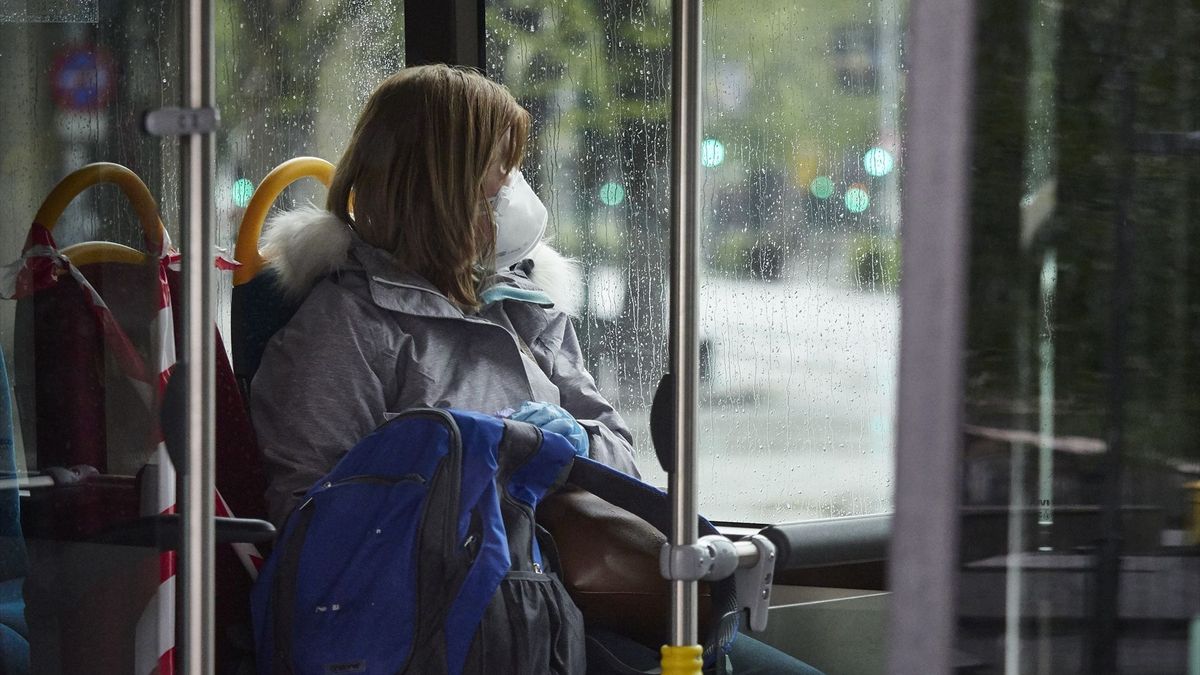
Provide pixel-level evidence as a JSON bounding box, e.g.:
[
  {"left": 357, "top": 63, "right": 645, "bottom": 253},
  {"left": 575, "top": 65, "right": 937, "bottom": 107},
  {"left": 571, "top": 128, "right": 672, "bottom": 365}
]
[
  {"left": 60, "top": 241, "right": 147, "bottom": 267},
  {"left": 33, "top": 162, "right": 165, "bottom": 253},
  {"left": 233, "top": 157, "right": 335, "bottom": 286}
]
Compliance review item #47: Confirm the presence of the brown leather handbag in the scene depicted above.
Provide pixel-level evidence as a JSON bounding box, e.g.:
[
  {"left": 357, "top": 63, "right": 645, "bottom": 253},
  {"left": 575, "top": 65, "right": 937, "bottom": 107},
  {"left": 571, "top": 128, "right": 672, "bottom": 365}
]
[{"left": 537, "top": 486, "right": 712, "bottom": 648}]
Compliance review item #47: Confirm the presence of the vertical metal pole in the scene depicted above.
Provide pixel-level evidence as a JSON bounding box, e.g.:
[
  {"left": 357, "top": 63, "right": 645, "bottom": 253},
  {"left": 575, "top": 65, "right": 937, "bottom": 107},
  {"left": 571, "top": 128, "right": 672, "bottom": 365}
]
[
  {"left": 668, "top": 0, "right": 702, "bottom": 651},
  {"left": 181, "top": 0, "right": 216, "bottom": 672},
  {"left": 1036, "top": 249, "right": 1057, "bottom": 540},
  {"left": 1090, "top": 4, "right": 1135, "bottom": 667},
  {"left": 1004, "top": 298, "right": 1032, "bottom": 675}
]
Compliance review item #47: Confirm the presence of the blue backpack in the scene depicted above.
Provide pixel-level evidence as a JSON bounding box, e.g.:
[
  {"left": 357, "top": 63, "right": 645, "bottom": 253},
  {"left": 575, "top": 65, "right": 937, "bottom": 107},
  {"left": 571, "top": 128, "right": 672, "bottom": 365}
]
[
  {"left": 251, "top": 407, "right": 739, "bottom": 675},
  {"left": 251, "top": 407, "right": 582, "bottom": 674}
]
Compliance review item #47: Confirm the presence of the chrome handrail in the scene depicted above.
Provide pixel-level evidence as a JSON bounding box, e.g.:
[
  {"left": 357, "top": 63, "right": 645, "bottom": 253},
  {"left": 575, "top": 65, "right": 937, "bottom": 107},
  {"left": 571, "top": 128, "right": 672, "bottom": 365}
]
[
  {"left": 180, "top": 0, "right": 217, "bottom": 671},
  {"left": 668, "top": 0, "right": 703, "bottom": 652}
]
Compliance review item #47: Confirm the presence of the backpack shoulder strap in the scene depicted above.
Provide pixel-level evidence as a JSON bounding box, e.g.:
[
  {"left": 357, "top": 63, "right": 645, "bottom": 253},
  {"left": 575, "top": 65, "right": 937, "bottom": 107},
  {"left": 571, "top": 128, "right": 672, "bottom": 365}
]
[
  {"left": 565, "top": 457, "right": 720, "bottom": 537},
  {"left": 564, "top": 456, "right": 740, "bottom": 664}
]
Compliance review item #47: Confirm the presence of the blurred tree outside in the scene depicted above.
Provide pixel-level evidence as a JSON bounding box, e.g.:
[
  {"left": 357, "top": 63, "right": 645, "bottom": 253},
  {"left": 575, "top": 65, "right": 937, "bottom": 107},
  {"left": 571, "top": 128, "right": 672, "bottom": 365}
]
[
  {"left": 214, "top": 0, "right": 405, "bottom": 203},
  {"left": 488, "top": 0, "right": 902, "bottom": 250},
  {"left": 486, "top": 0, "right": 906, "bottom": 396}
]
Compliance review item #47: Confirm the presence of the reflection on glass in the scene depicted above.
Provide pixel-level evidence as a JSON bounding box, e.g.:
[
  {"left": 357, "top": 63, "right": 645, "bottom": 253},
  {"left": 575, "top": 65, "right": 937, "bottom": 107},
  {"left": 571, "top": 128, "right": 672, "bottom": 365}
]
[
  {"left": 0, "top": 3, "right": 408, "bottom": 672},
  {"left": 486, "top": 0, "right": 905, "bottom": 522},
  {"left": 960, "top": 1, "right": 1200, "bottom": 672},
  {"left": 0, "top": 7, "right": 184, "bottom": 673}
]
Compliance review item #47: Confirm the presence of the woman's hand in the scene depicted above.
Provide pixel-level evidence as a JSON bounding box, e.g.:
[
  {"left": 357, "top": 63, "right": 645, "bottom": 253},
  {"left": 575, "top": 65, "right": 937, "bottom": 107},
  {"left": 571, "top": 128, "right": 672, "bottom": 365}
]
[{"left": 510, "top": 401, "right": 590, "bottom": 458}]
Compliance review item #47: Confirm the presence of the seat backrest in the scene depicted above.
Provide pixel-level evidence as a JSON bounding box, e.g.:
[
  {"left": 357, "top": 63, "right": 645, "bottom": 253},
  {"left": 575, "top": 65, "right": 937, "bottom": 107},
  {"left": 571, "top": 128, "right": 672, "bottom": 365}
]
[
  {"left": 16, "top": 254, "right": 268, "bottom": 672},
  {"left": 229, "top": 157, "right": 335, "bottom": 399},
  {"left": 0, "top": 349, "right": 23, "bottom": 582},
  {"left": 8, "top": 164, "right": 175, "bottom": 674},
  {"left": 231, "top": 271, "right": 302, "bottom": 402}
]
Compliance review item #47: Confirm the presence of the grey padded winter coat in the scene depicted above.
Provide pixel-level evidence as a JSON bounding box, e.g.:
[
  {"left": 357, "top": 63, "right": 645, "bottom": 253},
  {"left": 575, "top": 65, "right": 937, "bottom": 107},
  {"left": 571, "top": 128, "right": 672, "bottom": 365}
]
[{"left": 250, "top": 207, "right": 641, "bottom": 525}]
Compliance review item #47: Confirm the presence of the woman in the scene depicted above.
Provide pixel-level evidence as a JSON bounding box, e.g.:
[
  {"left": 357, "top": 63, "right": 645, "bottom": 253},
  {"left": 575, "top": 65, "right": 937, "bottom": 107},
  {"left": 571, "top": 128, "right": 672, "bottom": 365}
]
[
  {"left": 252, "top": 65, "right": 639, "bottom": 527},
  {"left": 251, "top": 64, "right": 819, "bottom": 675}
]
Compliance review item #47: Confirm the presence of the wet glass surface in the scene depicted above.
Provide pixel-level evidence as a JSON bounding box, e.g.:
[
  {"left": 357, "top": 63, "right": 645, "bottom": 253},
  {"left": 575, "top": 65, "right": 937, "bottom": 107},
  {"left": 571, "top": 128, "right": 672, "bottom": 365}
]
[
  {"left": 0, "top": 3, "right": 405, "bottom": 671},
  {"left": 0, "top": 6, "right": 183, "bottom": 672},
  {"left": 486, "top": 0, "right": 906, "bottom": 522},
  {"left": 214, "top": 0, "right": 404, "bottom": 338}
]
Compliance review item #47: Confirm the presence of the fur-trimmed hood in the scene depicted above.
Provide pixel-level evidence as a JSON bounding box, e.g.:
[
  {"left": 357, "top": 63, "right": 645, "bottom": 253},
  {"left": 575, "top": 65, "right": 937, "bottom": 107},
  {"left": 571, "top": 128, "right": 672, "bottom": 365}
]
[{"left": 259, "top": 204, "right": 583, "bottom": 314}]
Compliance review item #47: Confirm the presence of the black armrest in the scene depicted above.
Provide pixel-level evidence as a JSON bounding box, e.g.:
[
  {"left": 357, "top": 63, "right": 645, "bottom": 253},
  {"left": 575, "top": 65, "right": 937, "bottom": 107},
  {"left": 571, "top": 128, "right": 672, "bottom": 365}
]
[
  {"left": 95, "top": 514, "right": 276, "bottom": 550},
  {"left": 761, "top": 513, "right": 891, "bottom": 571}
]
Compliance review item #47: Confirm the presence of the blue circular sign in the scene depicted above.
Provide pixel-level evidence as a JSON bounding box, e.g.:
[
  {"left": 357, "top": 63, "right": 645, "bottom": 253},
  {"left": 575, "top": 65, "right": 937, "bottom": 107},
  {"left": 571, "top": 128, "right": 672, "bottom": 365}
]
[{"left": 51, "top": 47, "right": 115, "bottom": 111}]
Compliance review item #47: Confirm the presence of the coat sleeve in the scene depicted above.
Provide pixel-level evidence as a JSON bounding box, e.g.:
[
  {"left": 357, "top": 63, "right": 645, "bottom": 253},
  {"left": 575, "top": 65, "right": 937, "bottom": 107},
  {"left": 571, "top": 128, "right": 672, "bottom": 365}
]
[
  {"left": 250, "top": 300, "right": 392, "bottom": 526},
  {"left": 547, "top": 317, "right": 642, "bottom": 478}
]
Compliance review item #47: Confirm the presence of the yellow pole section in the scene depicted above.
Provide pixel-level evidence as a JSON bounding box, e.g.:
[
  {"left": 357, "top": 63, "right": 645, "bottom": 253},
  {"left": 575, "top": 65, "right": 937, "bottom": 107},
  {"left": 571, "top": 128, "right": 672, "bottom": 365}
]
[
  {"left": 660, "top": 645, "right": 703, "bottom": 675},
  {"left": 232, "top": 157, "right": 334, "bottom": 286},
  {"left": 33, "top": 162, "right": 165, "bottom": 251},
  {"left": 1186, "top": 480, "right": 1200, "bottom": 545}
]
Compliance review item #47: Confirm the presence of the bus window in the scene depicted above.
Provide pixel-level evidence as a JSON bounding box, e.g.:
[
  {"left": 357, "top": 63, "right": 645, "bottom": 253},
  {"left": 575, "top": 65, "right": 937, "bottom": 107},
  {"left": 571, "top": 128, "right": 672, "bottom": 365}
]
[
  {"left": 0, "top": 3, "right": 406, "bottom": 671},
  {"left": 485, "top": 0, "right": 906, "bottom": 523},
  {"left": 955, "top": 1, "right": 1200, "bottom": 672},
  {"left": 215, "top": 1, "right": 405, "bottom": 340},
  {"left": 0, "top": 7, "right": 184, "bottom": 673}
]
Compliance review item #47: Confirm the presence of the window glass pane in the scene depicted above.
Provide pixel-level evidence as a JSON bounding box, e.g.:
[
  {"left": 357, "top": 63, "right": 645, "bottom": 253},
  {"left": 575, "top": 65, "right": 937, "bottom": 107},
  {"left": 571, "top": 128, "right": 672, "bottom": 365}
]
[
  {"left": 0, "top": 6, "right": 182, "bottom": 672},
  {"left": 959, "top": 1, "right": 1200, "bottom": 671},
  {"left": 0, "top": 2, "right": 405, "bottom": 671},
  {"left": 215, "top": 0, "right": 404, "bottom": 338},
  {"left": 210, "top": 4, "right": 403, "bottom": 668},
  {"left": 486, "top": 0, "right": 906, "bottom": 522}
]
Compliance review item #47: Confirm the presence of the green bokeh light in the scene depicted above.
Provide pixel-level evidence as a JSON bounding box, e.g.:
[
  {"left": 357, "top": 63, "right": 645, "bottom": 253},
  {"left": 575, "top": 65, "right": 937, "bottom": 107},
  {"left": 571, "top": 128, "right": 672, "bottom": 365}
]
[
  {"left": 700, "top": 138, "right": 726, "bottom": 168},
  {"left": 844, "top": 186, "right": 871, "bottom": 213},
  {"left": 809, "top": 176, "right": 835, "bottom": 199},
  {"left": 232, "top": 178, "right": 255, "bottom": 208},
  {"left": 599, "top": 181, "right": 626, "bottom": 206},
  {"left": 862, "top": 147, "right": 895, "bottom": 177}
]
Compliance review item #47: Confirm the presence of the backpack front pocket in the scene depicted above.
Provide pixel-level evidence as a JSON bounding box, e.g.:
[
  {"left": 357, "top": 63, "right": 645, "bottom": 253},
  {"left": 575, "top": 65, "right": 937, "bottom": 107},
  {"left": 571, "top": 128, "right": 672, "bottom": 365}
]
[{"left": 467, "top": 570, "right": 586, "bottom": 675}]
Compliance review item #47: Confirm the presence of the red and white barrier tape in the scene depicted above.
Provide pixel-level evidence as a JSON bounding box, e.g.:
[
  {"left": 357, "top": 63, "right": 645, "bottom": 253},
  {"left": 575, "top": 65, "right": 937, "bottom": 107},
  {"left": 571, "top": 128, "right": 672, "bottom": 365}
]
[{"left": 3, "top": 226, "right": 263, "bottom": 675}]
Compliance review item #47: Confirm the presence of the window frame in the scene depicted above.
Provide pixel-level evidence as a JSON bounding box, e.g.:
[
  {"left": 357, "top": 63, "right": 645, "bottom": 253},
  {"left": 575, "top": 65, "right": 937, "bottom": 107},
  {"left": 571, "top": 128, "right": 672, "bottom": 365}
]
[{"left": 885, "top": 0, "right": 976, "bottom": 673}]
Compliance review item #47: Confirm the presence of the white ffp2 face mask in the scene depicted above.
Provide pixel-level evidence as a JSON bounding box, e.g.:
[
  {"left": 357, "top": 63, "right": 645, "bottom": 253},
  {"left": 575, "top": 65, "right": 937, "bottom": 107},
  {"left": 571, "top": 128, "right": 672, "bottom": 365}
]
[{"left": 489, "top": 169, "right": 548, "bottom": 269}]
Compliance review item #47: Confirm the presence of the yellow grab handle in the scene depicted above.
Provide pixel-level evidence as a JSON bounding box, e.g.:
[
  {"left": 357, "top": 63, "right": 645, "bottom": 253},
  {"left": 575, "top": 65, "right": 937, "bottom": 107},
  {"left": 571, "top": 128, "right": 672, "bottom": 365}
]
[
  {"left": 33, "top": 162, "right": 165, "bottom": 253},
  {"left": 233, "top": 157, "right": 335, "bottom": 286},
  {"left": 660, "top": 645, "right": 703, "bottom": 675}
]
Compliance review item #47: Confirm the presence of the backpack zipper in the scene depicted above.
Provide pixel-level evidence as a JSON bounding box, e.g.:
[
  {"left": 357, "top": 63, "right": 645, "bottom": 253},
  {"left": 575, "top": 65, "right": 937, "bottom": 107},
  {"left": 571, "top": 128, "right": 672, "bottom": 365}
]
[
  {"left": 299, "top": 473, "right": 425, "bottom": 510},
  {"left": 323, "top": 473, "right": 425, "bottom": 489},
  {"left": 461, "top": 510, "right": 482, "bottom": 562}
]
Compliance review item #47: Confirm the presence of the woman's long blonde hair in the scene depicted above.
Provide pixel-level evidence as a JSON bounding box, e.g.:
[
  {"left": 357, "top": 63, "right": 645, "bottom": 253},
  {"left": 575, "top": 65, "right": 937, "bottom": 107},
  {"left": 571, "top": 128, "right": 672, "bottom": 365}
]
[{"left": 327, "top": 64, "right": 530, "bottom": 308}]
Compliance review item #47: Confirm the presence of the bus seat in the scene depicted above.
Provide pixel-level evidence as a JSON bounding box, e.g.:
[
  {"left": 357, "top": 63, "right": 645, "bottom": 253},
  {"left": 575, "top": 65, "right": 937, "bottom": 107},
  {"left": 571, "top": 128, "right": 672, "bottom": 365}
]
[
  {"left": 162, "top": 262, "right": 271, "bottom": 674},
  {"left": 230, "top": 157, "right": 335, "bottom": 398},
  {"left": 6, "top": 162, "right": 268, "bottom": 672},
  {"left": 8, "top": 163, "right": 172, "bottom": 673},
  {"left": 231, "top": 271, "right": 303, "bottom": 403}
]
